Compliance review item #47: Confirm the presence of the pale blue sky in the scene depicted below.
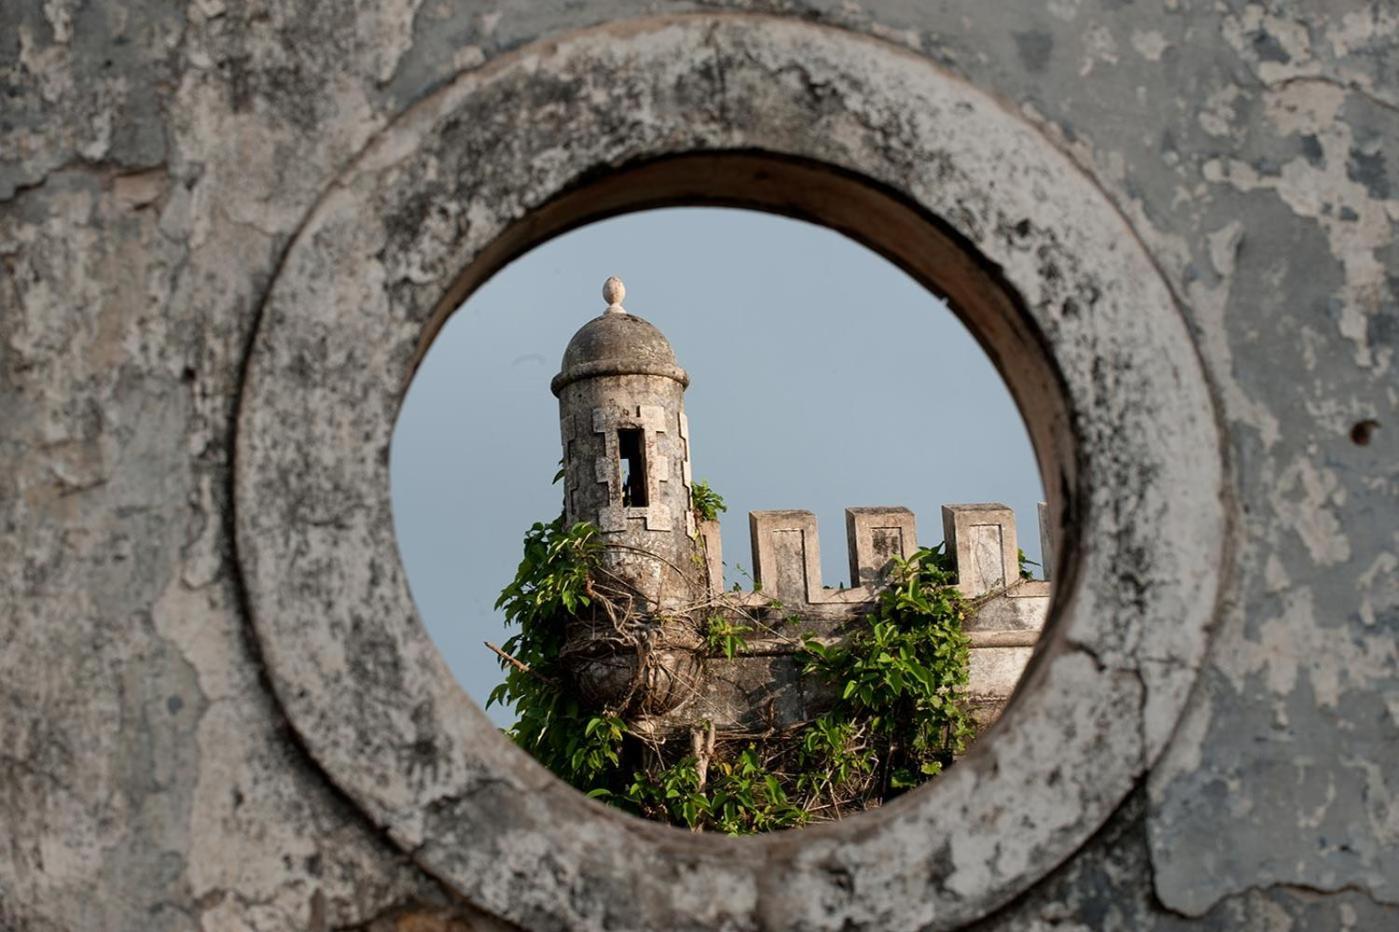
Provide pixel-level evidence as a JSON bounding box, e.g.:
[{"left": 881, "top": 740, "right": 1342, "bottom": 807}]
[{"left": 390, "top": 208, "right": 1045, "bottom": 725}]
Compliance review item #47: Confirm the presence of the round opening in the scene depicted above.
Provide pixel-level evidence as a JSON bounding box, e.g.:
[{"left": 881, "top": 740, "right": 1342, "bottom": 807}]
[{"left": 391, "top": 204, "right": 1052, "bottom": 829}]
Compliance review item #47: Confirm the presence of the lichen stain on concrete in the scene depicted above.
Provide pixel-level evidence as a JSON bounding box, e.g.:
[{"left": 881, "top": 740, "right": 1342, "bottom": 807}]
[{"left": 1012, "top": 30, "right": 1054, "bottom": 73}]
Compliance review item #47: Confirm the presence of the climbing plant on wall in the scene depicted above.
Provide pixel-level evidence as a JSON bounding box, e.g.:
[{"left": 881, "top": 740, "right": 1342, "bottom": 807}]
[{"left": 487, "top": 486, "right": 974, "bottom": 834}]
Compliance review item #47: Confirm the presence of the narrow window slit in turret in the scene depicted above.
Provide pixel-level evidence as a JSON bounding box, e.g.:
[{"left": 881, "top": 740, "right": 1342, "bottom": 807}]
[{"left": 618, "top": 428, "right": 648, "bottom": 506}]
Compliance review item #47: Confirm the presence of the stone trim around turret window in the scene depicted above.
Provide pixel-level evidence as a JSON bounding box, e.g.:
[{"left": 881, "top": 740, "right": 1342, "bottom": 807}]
[{"left": 592, "top": 405, "right": 672, "bottom": 532}]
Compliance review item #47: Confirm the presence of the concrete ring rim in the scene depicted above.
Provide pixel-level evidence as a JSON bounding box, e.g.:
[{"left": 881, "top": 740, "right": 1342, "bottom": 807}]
[{"left": 233, "top": 14, "right": 1228, "bottom": 929}]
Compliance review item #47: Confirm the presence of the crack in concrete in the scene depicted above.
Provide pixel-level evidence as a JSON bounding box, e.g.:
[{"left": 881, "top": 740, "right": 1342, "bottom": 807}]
[
  {"left": 1260, "top": 74, "right": 1399, "bottom": 119},
  {"left": 0, "top": 157, "right": 168, "bottom": 205}
]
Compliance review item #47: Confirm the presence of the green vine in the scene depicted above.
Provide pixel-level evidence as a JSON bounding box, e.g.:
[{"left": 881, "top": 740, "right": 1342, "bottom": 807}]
[
  {"left": 690, "top": 480, "right": 727, "bottom": 523},
  {"left": 800, "top": 545, "right": 974, "bottom": 791},
  {"left": 617, "top": 746, "right": 808, "bottom": 833},
  {"left": 488, "top": 494, "right": 973, "bottom": 833},
  {"left": 704, "top": 615, "right": 751, "bottom": 659},
  {"left": 486, "top": 517, "right": 629, "bottom": 789}
]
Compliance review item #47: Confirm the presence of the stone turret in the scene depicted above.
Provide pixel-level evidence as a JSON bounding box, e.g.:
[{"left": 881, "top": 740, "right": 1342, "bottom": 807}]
[
  {"left": 553, "top": 276, "right": 703, "bottom": 606},
  {"left": 552, "top": 278, "right": 705, "bottom": 712}
]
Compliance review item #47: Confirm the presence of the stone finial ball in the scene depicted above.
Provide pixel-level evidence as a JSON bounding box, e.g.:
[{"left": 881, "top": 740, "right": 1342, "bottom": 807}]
[{"left": 602, "top": 276, "right": 626, "bottom": 311}]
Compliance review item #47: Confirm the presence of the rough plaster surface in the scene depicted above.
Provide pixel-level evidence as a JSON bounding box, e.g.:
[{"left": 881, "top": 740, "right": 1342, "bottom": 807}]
[{"left": 1, "top": 2, "right": 1394, "bottom": 930}]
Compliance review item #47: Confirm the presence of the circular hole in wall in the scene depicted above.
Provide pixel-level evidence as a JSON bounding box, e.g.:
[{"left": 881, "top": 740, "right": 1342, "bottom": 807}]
[
  {"left": 234, "top": 17, "right": 1225, "bottom": 922},
  {"left": 392, "top": 205, "right": 1052, "bottom": 828}
]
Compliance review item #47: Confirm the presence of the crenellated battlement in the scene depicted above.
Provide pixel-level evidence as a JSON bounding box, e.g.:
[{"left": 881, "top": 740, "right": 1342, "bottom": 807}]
[
  {"left": 699, "top": 501, "right": 1056, "bottom": 609},
  {"left": 665, "top": 501, "right": 1058, "bottom": 734}
]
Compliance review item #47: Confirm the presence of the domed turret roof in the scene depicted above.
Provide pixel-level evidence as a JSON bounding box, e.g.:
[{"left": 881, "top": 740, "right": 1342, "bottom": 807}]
[{"left": 551, "top": 277, "right": 689, "bottom": 396}]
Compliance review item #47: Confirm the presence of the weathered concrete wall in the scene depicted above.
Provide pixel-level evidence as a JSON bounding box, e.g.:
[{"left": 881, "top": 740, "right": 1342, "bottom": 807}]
[{"left": 1, "top": 2, "right": 1394, "bottom": 930}]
